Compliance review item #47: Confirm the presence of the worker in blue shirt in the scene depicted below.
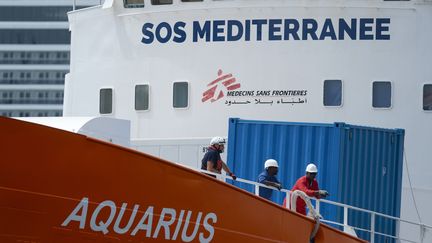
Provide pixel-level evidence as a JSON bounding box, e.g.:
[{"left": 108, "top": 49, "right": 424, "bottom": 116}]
[
  {"left": 257, "top": 159, "right": 282, "bottom": 200},
  {"left": 201, "top": 136, "right": 236, "bottom": 180}
]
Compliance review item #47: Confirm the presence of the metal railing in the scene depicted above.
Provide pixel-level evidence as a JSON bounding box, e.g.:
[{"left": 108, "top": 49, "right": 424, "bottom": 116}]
[{"left": 197, "top": 169, "right": 432, "bottom": 243}]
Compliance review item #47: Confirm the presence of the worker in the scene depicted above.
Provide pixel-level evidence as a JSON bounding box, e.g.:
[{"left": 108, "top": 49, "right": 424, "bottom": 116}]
[
  {"left": 257, "top": 159, "right": 282, "bottom": 200},
  {"left": 201, "top": 136, "right": 236, "bottom": 180},
  {"left": 284, "top": 163, "right": 328, "bottom": 215}
]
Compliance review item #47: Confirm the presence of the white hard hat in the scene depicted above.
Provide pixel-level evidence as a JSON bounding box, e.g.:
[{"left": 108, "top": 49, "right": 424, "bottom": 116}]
[
  {"left": 306, "top": 163, "right": 318, "bottom": 173},
  {"left": 210, "top": 136, "right": 226, "bottom": 146},
  {"left": 264, "top": 159, "right": 279, "bottom": 169}
]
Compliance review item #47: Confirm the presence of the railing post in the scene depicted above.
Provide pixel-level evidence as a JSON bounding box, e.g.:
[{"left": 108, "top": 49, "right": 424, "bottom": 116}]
[
  {"left": 285, "top": 190, "right": 290, "bottom": 209},
  {"left": 315, "top": 200, "right": 320, "bottom": 214},
  {"left": 255, "top": 184, "right": 260, "bottom": 196},
  {"left": 371, "top": 212, "right": 375, "bottom": 243},
  {"left": 73, "top": 0, "right": 76, "bottom": 10},
  {"left": 344, "top": 207, "right": 348, "bottom": 232}
]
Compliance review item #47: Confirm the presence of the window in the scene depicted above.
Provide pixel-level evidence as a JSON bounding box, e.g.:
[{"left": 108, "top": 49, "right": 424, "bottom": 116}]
[
  {"left": 423, "top": 84, "right": 432, "bottom": 111},
  {"left": 0, "top": 7, "right": 72, "bottom": 22},
  {"left": 135, "top": 84, "right": 149, "bottom": 111},
  {"left": 123, "top": 0, "right": 144, "bottom": 8},
  {"left": 372, "top": 81, "right": 392, "bottom": 108},
  {"left": 100, "top": 88, "right": 113, "bottom": 114},
  {"left": 152, "top": 0, "right": 173, "bottom": 4},
  {"left": 173, "top": 82, "right": 189, "bottom": 108},
  {"left": 0, "top": 29, "right": 70, "bottom": 44},
  {"left": 323, "top": 80, "right": 342, "bottom": 106}
]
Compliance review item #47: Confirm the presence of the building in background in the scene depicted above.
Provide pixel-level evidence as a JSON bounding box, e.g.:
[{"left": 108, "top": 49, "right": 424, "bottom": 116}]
[{"left": 0, "top": 0, "right": 101, "bottom": 117}]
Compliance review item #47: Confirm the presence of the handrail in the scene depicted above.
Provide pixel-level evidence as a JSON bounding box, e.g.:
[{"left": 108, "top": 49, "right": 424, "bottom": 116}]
[{"left": 197, "top": 169, "right": 432, "bottom": 243}]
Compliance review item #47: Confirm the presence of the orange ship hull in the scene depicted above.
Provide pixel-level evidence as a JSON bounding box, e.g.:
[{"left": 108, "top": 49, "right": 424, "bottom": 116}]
[{"left": 0, "top": 117, "right": 365, "bottom": 242}]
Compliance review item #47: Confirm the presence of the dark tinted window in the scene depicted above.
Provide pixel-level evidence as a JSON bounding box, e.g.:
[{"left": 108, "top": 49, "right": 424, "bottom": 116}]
[
  {"left": 152, "top": 0, "right": 173, "bottom": 4},
  {"left": 173, "top": 82, "right": 188, "bottom": 108},
  {"left": 0, "top": 70, "right": 66, "bottom": 85},
  {"left": 0, "top": 7, "right": 70, "bottom": 21},
  {"left": 323, "top": 80, "right": 342, "bottom": 106},
  {"left": 372, "top": 81, "right": 392, "bottom": 108},
  {"left": 0, "top": 6, "right": 90, "bottom": 21},
  {"left": 0, "top": 51, "right": 69, "bottom": 65},
  {"left": 135, "top": 85, "right": 149, "bottom": 111},
  {"left": 0, "top": 30, "right": 70, "bottom": 44},
  {"left": 100, "top": 89, "right": 113, "bottom": 114},
  {"left": 423, "top": 84, "right": 432, "bottom": 111},
  {"left": 0, "top": 90, "right": 64, "bottom": 105},
  {"left": 124, "top": 0, "right": 144, "bottom": 8}
]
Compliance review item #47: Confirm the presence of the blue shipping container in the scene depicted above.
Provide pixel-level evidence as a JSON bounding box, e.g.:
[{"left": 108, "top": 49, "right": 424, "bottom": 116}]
[{"left": 227, "top": 118, "right": 404, "bottom": 243}]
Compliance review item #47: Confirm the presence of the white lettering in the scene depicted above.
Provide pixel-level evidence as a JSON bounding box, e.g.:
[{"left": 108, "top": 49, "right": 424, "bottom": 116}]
[
  {"left": 113, "top": 203, "right": 140, "bottom": 234},
  {"left": 131, "top": 206, "right": 154, "bottom": 237},
  {"left": 172, "top": 210, "right": 185, "bottom": 240},
  {"left": 181, "top": 211, "right": 202, "bottom": 242},
  {"left": 199, "top": 213, "right": 217, "bottom": 243},
  {"left": 61, "top": 197, "right": 89, "bottom": 229},
  {"left": 152, "top": 208, "right": 176, "bottom": 239},
  {"left": 90, "top": 200, "right": 116, "bottom": 234},
  {"left": 62, "top": 198, "right": 218, "bottom": 242}
]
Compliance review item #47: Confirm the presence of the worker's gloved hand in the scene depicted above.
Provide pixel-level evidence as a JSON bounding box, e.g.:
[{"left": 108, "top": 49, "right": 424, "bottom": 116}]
[
  {"left": 319, "top": 190, "right": 329, "bottom": 198},
  {"left": 275, "top": 183, "right": 282, "bottom": 190},
  {"left": 229, "top": 173, "right": 237, "bottom": 180}
]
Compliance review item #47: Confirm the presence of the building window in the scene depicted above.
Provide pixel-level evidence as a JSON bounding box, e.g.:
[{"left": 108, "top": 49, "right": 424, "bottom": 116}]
[
  {"left": 424, "top": 84, "right": 432, "bottom": 111},
  {"left": 173, "top": 82, "right": 189, "bottom": 108},
  {"left": 323, "top": 79, "right": 342, "bottom": 106},
  {"left": 372, "top": 81, "right": 392, "bottom": 108},
  {"left": 123, "top": 0, "right": 144, "bottom": 8},
  {"left": 135, "top": 84, "right": 149, "bottom": 111},
  {"left": 0, "top": 6, "right": 74, "bottom": 22},
  {"left": 0, "top": 29, "right": 71, "bottom": 44},
  {"left": 99, "top": 88, "right": 113, "bottom": 114},
  {"left": 151, "top": 0, "right": 173, "bottom": 4}
]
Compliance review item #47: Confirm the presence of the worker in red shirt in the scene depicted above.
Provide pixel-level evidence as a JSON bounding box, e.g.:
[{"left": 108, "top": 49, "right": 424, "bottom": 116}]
[{"left": 283, "top": 163, "right": 328, "bottom": 215}]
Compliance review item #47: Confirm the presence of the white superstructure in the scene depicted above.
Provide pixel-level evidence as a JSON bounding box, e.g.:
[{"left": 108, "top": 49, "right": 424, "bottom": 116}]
[{"left": 65, "top": 0, "right": 432, "bottom": 241}]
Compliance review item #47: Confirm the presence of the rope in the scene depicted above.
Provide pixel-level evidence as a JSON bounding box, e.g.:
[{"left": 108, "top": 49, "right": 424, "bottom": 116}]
[
  {"left": 403, "top": 147, "right": 422, "bottom": 223},
  {"left": 290, "top": 190, "right": 322, "bottom": 242}
]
